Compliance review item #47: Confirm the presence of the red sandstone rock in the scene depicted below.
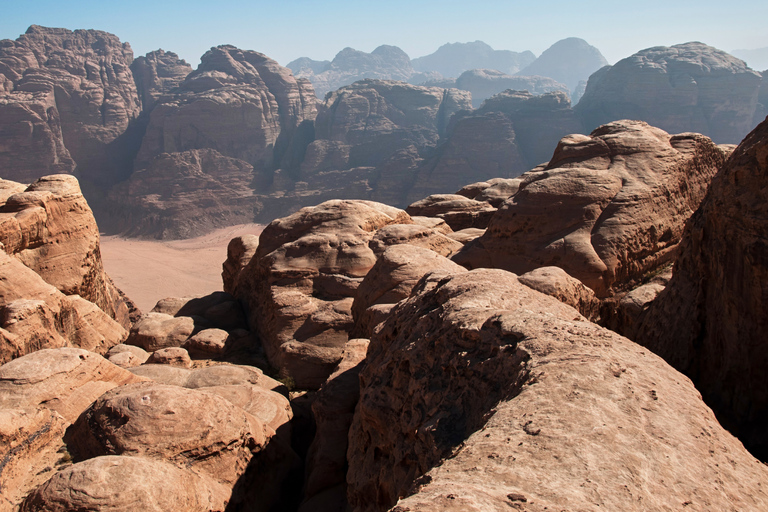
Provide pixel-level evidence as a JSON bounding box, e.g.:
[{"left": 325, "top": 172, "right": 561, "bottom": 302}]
[
  {"left": 518, "top": 266, "right": 601, "bottom": 321},
  {"left": 453, "top": 120, "right": 730, "bottom": 297},
  {"left": 233, "top": 200, "right": 411, "bottom": 388},
  {"left": 635, "top": 116, "right": 768, "bottom": 459},
  {"left": 144, "top": 346, "right": 192, "bottom": 367},
  {"left": 346, "top": 269, "right": 768, "bottom": 512},
  {"left": 125, "top": 312, "right": 195, "bottom": 352}
]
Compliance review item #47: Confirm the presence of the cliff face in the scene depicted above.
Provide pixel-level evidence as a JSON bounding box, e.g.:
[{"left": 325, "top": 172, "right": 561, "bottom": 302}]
[
  {"left": 576, "top": 42, "right": 762, "bottom": 144},
  {"left": 0, "top": 26, "right": 142, "bottom": 189},
  {"left": 130, "top": 49, "right": 192, "bottom": 109},
  {"left": 635, "top": 116, "right": 768, "bottom": 458}
]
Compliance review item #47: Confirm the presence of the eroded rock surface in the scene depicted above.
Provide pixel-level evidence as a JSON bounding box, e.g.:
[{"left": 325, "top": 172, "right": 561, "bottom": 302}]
[
  {"left": 347, "top": 269, "right": 768, "bottom": 512},
  {"left": 454, "top": 120, "right": 729, "bottom": 297},
  {"left": 233, "top": 200, "right": 411, "bottom": 388},
  {"left": 635, "top": 116, "right": 768, "bottom": 459}
]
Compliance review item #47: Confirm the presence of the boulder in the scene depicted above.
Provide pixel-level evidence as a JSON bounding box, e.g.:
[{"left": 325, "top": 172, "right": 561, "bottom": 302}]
[
  {"left": 405, "top": 194, "right": 497, "bottom": 231},
  {"left": 106, "top": 344, "right": 150, "bottom": 368},
  {"left": 351, "top": 245, "right": 466, "bottom": 338},
  {"left": 68, "top": 382, "right": 268, "bottom": 486},
  {"left": 183, "top": 328, "right": 230, "bottom": 358},
  {"left": 144, "top": 346, "right": 192, "bottom": 367},
  {"left": 453, "top": 120, "right": 730, "bottom": 297},
  {"left": 0, "top": 348, "right": 145, "bottom": 423},
  {"left": 518, "top": 266, "right": 601, "bottom": 321},
  {"left": 635, "top": 117, "right": 768, "bottom": 459},
  {"left": 125, "top": 312, "right": 195, "bottom": 352},
  {"left": 346, "top": 269, "right": 768, "bottom": 512},
  {"left": 576, "top": 42, "right": 763, "bottom": 144},
  {"left": 19, "top": 455, "right": 231, "bottom": 512},
  {"left": 368, "top": 223, "right": 463, "bottom": 258},
  {"left": 233, "top": 200, "right": 411, "bottom": 388}
]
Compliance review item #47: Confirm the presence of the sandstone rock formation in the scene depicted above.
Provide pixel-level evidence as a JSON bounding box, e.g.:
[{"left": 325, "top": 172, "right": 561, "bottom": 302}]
[
  {"left": 233, "top": 200, "right": 411, "bottom": 388},
  {"left": 1, "top": 175, "right": 132, "bottom": 326},
  {"left": 411, "top": 41, "right": 535, "bottom": 79},
  {"left": 576, "top": 42, "right": 763, "bottom": 144},
  {"left": 453, "top": 120, "right": 730, "bottom": 297},
  {"left": 350, "top": 245, "right": 466, "bottom": 338},
  {"left": 290, "top": 45, "right": 414, "bottom": 98},
  {"left": 19, "top": 456, "right": 231, "bottom": 512},
  {"left": 518, "top": 266, "right": 601, "bottom": 321},
  {"left": 405, "top": 194, "right": 497, "bottom": 230},
  {"left": 130, "top": 49, "right": 192, "bottom": 109},
  {"left": 347, "top": 269, "right": 768, "bottom": 511},
  {"left": 0, "top": 25, "right": 142, "bottom": 189},
  {"left": 517, "top": 37, "right": 608, "bottom": 93},
  {"left": 125, "top": 312, "right": 195, "bottom": 352},
  {"left": 455, "top": 69, "right": 569, "bottom": 108},
  {"left": 407, "top": 91, "right": 583, "bottom": 201},
  {"left": 635, "top": 117, "right": 768, "bottom": 459}
]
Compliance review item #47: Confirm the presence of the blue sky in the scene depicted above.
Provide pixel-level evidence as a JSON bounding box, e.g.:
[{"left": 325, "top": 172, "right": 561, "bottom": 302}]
[{"left": 1, "top": 0, "right": 766, "bottom": 68}]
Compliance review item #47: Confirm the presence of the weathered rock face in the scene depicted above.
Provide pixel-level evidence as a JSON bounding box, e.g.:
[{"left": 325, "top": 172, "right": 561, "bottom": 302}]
[
  {"left": 135, "top": 44, "right": 316, "bottom": 173},
  {"left": 0, "top": 25, "right": 142, "bottom": 188},
  {"left": 19, "top": 456, "right": 231, "bottom": 512},
  {"left": 517, "top": 37, "right": 609, "bottom": 92},
  {"left": 222, "top": 234, "right": 260, "bottom": 293},
  {"left": 576, "top": 42, "right": 763, "bottom": 144},
  {"left": 233, "top": 200, "right": 411, "bottom": 388},
  {"left": 454, "top": 120, "right": 730, "bottom": 297},
  {"left": 454, "top": 69, "right": 570, "bottom": 108},
  {"left": 518, "top": 266, "right": 601, "bottom": 321},
  {"left": 130, "top": 49, "right": 192, "bottom": 109},
  {"left": 411, "top": 41, "right": 536, "bottom": 79},
  {"left": 308, "top": 80, "right": 471, "bottom": 171},
  {"left": 635, "top": 117, "right": 768, "bottom": 459},
  {"left": 407, "top": 91, "right": 583, "bottom": 202},
  {"left": 291, "top": 45, "right": 414, "bottom": 98},
  {"left": 405, "top": 194, "right": 497, "bottom": 231},
  {"left": 346, "top": 269, "right": 768, "bottom": 512},
  {"left": 105, "top": 148, "right": 260, "bottom": 238},
  {"left": 0, "top": 175, "right": 131, "bottom": 325}
]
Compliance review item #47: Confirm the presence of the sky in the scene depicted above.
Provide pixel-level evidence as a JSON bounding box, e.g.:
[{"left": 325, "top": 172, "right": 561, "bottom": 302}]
[{"left": 1, "top": 0, "right": 767, "bottom": 69}]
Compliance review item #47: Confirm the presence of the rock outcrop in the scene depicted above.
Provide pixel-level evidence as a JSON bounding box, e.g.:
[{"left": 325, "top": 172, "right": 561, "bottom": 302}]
[
  {"left": 130, "top": 49, "right": 192, "bottom": 109},
  {"left": 635, "top": 116, "right": 768, "bottom": 459},
  {"left": 453, "top": 120, "right": 729, "bottom": 297},
  {"left": 517, "top": 37, "right": 608, "bottom": 93},
  {"left": 454, "top": 69, "right": 570, "bottom": 108},
  {"left": 347, "top": 269, "right": 768, "bottom": 512},
  {"left": 232, "top": 200, "right": 411, "bottom": 388},
  {"left": 576, "top": 42, "right": 762, "bottom": 144},
  {"left": 411, "top": 41, "right": 535, "bottom": 79}
]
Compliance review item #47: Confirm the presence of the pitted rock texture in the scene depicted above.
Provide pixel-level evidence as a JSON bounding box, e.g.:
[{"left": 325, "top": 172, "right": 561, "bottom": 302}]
[
  {"left": 233, "top": 200, "right": 411, "bottom": 388},
  {"left": 576, "top": 42, "right": 762, "bottom": 144},
  {"left": 0, "top": 25, "right": 141, "bottom": 187},
  {"left": 453, "top": 120, "right": 729, "bottom": 297},
  {"left": 346, "top": 269, "right": 768, "bottom": 512},
  {"left": 635, "top": 117, "right": 768, "bottom": 459},
  {"left": 0, "top": 175, "right": 132, "bottom": 327},
  {"left": 19, "top": 455, "right": 231, "bottom": 512}
]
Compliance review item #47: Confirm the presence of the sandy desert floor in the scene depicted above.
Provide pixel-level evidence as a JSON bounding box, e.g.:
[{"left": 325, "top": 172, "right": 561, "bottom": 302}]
[{"left": 100, "top": 224, "right": 264, "bottom": 313}]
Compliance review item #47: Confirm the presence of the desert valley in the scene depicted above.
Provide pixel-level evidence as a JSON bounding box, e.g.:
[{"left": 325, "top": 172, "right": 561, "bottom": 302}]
[{"left": 1, "top": 15, "right": 768, "bottom": 512}]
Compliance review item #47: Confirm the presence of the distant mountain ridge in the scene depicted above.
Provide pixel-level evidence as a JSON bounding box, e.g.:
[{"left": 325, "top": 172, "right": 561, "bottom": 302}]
[{"left": 412, "top": 40, "right": 535, "bottom": 78}]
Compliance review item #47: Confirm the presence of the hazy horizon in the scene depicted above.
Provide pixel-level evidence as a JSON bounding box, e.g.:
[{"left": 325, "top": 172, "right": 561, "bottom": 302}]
[{"left": 2, "top": 0, "right": 767, "bottom": 70}]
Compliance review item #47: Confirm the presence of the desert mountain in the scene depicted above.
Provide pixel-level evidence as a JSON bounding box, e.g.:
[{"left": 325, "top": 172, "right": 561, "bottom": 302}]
[
  {"left": 576, "top": 41, "right": 763, "bottom": 143},
  {"left": 517, "top": 36, "right": 608, "bottom": 94},
  {"left": 411, "top": 40, "right": 536, "bottom": 78}
]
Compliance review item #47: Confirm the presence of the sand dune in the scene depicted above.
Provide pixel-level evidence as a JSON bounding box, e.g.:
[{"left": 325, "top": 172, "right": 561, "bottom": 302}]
[{"left": 100, "top": 224, "right": 263, "bottom": 313}]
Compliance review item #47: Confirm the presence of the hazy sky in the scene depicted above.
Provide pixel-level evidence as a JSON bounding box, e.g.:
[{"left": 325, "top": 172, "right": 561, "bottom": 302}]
[{"left": 1, "top": 0, "right": 767, "bottom": 68}]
